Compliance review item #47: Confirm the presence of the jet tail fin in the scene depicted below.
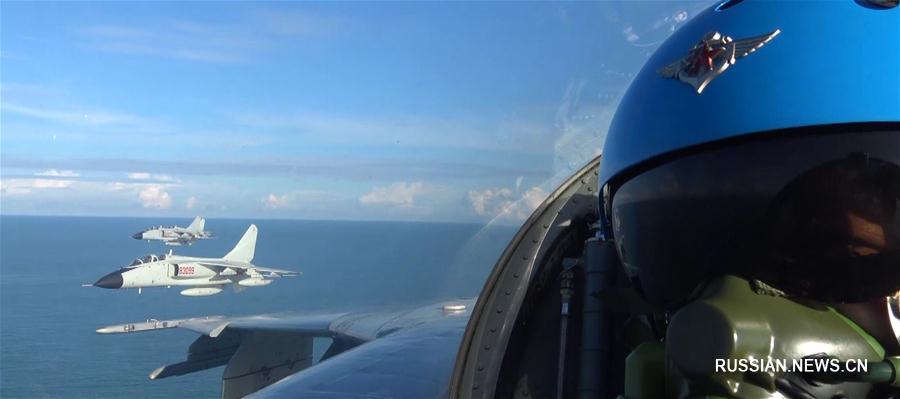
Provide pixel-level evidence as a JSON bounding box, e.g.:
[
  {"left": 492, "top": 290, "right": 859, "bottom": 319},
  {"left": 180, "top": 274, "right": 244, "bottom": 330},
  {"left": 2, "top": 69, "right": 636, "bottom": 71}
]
[
  {"left": 223, "top": 225, "right": 257, "bottom": 263},
  {"left": 187, "top": 216, "right": 205, "bottom": 232}
]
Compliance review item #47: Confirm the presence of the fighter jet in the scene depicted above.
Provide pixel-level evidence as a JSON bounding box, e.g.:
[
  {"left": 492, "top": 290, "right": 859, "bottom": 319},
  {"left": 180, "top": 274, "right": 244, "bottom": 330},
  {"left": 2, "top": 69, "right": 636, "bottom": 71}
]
[
  {"left": 133, "top": 216, "right": 213, "bottom": 246},
  {"left": 96, "top": 224, "right": 298, "bottom": 296}
]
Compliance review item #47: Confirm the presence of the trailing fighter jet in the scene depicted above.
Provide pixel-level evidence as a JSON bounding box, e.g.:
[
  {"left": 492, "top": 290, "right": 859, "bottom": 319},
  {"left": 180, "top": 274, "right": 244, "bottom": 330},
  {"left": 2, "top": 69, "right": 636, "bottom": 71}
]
[
  {"left": 132, "top": 216, "right": 213, "bottom": 246},
  {"left": 96, "top": 224, "right": 298, "bottom": 296}
]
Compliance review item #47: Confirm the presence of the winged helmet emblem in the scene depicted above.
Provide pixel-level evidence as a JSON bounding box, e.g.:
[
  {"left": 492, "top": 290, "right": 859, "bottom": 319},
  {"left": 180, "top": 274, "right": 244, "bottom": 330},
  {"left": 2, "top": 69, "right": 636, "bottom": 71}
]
[{"left": 658, "top": 29, "right": 781, "bottom": 94}]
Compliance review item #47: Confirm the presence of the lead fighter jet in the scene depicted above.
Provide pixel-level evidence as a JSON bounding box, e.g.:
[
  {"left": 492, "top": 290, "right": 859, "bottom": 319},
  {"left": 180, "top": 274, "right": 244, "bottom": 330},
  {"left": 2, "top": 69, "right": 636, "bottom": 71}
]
[
  {"left": 133, "top": 216, "right": 213, "bottom": 246},
  {"left": 96, "top": 224, "right": 298, "bottom": 296}
]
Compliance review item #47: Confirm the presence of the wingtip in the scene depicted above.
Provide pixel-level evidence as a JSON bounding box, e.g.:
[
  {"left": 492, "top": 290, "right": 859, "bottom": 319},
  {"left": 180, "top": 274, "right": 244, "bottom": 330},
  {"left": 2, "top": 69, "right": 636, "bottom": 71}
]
[
  {"left": 149, "top": 366, "right": 164, "bottom": 380},
  {"left": 209, "top": 322, "right": 230, "bottom": 338}
]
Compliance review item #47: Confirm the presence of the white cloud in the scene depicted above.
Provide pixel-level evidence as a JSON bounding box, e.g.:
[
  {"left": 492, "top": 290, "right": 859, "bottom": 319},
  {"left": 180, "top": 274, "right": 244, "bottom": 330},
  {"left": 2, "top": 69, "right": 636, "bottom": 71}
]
[
  {"left": 2, "top": 102, "right": 150, "bottom": 127},
  {"left": 468, "top": 186, "right": 547, "bottom": 221},
  {"left": 0, "top": 176, "right": 187, "bottom": 215},
  {"left": 520, "top": 186, "right": 548, "bottom": 211},
  {"left": 35, "top": 169, "right": 80, "bottom": 177},
  {"left": 97, "top": 180, "right": 177, "bottom": 206},
  {"left": 262, "top": 190, "right": 338, "bottom": 210},
  {"left": 185, "top": 196, "right": 198, "bottom": 209},
  {"left": 0, "top": 178, "right": 75, "bottom": 195},
  {"left": 264, "top": 193, "right": 290, "bottom": 209},
  {"left": 0, "top": 185, "right": 31, "bottom": 195},
  {"left": 105, "top": 182, "right": 132, "bottom": 191},
  {"left": 359, "top": 181, "right": 425, "bottom": 207},
  {"left": 469, "top": 187, "right": 512, "bottom": 216},
  {"left": 227, "top": 110, "right": 555, "bottom": 153},
  {"left": 77, "top": 12, "right": 344, "bottom": 65},
  {"left": 79, "top": 22, "right": 263, "bottom": 64},
  {"left": 127, "top": 172, "right": 152, "bottom": 179},
  {"left": 623, "top": 26, "right": 639, "bottom": 43},
  {"left": 29, "top": 179, "right": 73, "bottom": 189},
  {"left": 127, "top": 172, "right": 176, "bottom": 182},
  {"left": 138, "top": 185, "right": 172, "bottom": 209}
]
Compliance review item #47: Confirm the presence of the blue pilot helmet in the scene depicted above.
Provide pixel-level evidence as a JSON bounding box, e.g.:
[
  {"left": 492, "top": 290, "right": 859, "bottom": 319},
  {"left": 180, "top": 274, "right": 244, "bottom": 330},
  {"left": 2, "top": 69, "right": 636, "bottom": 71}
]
[{"left": 599, "top": 0, "right": 900, "bottom": 309}]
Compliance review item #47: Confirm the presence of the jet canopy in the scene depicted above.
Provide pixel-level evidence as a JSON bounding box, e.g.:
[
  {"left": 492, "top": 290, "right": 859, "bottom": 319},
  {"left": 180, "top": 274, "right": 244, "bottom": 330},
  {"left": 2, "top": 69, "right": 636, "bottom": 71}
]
[{"left": 128, "top": 254, "right": 160, "bottom": 267}]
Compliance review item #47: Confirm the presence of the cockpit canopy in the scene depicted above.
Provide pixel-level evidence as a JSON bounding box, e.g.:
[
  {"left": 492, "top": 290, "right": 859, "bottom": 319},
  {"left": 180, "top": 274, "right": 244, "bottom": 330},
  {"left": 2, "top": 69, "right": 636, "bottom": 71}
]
[
  {"left": 128, "top": 254, "right": 160, "bottom": 267},
  {"left": 140, "top": 226, "right": 172, "bottom": 232}
]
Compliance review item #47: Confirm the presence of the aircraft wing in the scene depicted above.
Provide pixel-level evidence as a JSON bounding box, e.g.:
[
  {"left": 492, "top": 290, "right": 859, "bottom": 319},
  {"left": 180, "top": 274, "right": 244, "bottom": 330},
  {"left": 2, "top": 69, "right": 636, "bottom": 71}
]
[
  {"left": 177, "top": 258, "right": 299, "bottom": 276},
  {"left": 97, "top": 299, "right": 473, "bottom": 399},
  {"left": 238, "top": 264, "right": 299, "bottom": 277},
  {"left": 164, "top": 236, "right": 197, "bottom": 246},
  {"left": 249, "top": 309, "right": 468, "bottom": 399}
]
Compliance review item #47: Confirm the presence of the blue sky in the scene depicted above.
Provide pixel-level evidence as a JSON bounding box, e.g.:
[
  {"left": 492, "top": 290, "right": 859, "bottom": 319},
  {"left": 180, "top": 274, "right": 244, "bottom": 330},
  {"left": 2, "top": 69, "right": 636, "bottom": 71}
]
[{"left": 1, "top": 1, "right": 709, "bottom": 222}]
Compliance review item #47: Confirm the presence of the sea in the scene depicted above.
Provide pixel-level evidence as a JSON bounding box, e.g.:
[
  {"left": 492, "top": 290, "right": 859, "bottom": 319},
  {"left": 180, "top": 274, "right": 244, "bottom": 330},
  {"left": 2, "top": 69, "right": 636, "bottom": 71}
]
[{"left": 0, "top": 215, "right": 515, "bottom": 398}]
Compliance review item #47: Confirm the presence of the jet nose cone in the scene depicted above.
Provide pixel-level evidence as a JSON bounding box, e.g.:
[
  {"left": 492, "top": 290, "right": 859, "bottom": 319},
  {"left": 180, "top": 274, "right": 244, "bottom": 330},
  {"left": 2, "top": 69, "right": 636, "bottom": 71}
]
[
  {"left": 94, "top": 271, "right": 124, "bottom": 289},
  {"left": 132, "top": 232, "right": 143, "bottom": 239}
]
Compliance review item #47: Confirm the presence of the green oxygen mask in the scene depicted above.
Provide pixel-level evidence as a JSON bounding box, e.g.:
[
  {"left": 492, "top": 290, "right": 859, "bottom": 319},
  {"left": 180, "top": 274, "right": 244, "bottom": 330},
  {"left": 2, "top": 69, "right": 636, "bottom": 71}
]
[{"left": 624, "top": 275, "right": 900, "bottom": 398}]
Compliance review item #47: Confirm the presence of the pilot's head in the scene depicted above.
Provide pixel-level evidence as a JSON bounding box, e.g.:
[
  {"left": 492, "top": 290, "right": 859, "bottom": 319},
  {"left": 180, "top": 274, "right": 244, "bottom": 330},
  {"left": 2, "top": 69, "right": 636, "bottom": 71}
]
[
  {"left": 737, "top": 154, "right": 900, "bottom": 303},
  {"left": 598, "top": 0, "right": 899, "bottom": 309}
]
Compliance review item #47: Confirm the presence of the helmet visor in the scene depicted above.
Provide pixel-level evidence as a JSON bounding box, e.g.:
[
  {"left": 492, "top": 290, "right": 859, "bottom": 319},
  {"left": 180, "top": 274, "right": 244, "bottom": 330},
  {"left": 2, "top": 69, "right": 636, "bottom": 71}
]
[{"left": 609, "top": 126, "right": 900, "bottom": 307}]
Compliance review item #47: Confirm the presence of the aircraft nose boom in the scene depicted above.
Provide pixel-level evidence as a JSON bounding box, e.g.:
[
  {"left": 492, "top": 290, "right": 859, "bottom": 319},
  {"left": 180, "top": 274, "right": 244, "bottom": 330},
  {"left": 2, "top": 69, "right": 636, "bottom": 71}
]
[{"left": 94, "top": 271, "right": 124, "bottom": 289}]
